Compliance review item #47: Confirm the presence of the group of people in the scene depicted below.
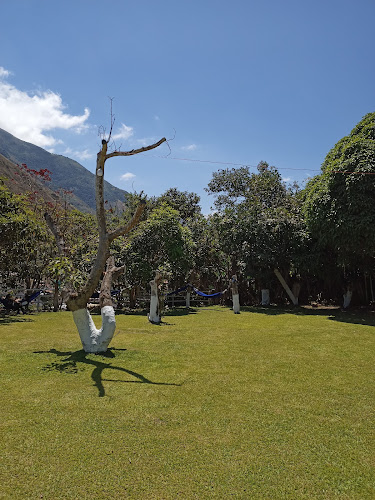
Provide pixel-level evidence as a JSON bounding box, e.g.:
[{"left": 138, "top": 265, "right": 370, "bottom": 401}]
[{"left": 1, "top": 293, "right": 26, "bottom": 314}]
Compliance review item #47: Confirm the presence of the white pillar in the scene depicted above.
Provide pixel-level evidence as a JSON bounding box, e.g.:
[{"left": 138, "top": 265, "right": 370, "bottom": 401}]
[
  {"left": 343, "top": 290, "right": 352, "bottom": 309},
  {"left": 261, "top": 289, "right": 270, "bottom": 306}
]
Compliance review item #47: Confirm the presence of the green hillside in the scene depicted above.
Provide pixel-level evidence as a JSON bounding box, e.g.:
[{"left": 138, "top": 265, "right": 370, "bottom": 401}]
[{"left": 0, "top": 128, "right": 128, "bottom": 213}]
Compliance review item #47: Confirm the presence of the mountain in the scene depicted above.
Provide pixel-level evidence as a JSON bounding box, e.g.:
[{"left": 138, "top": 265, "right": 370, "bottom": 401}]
[
  {"left": 0, "top": 128, "right": 128, "bottom": 213},
  {"left": 0, "top": 153, "right": 65, "bottom": 206}
]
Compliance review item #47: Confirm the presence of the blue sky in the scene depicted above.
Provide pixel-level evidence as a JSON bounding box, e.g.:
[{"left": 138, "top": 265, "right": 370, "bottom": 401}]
[{"left": 0, "top": 0, "right": 374, "bottom": 213}]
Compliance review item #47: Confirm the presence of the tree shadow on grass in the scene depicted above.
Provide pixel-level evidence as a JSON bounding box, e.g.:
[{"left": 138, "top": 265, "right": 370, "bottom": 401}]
[
  {"left": 240, "top": 305, "right": 375, "bottom": 327},
  {"left": 163, "top": 307, "right": 198, "bottom": 317},
  {"left": 0, "top": 314, "right": 34, "bottom": 325},
  {"left": 34, "top": 348, "right": 181, "bottom": 397}
]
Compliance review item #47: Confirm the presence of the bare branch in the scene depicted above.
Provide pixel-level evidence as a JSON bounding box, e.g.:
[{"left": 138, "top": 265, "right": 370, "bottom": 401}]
[
  {"left": 167, "top": 128, "right": 176, "bottom": 142},
  {"left": 108, "top": 201, "right": 146, "bottom": 242},
  {"left": 105, "top": 137, "right": 167, "bottom": 160},
  {"left": 99, "top": 256, "right": 125, "bottom": 308},
  {"left": 107, "top": 97, "right": 115, "bottom": 143}
]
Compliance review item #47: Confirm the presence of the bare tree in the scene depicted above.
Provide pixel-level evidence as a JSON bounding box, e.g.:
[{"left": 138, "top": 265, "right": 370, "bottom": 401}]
[{"left": 47, "top": 134, "right": 166, "bottom": 352}]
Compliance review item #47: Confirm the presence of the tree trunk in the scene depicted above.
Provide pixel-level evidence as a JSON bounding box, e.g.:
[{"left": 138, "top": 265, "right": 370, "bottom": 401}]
[
  {"left": 72, "top": 306, "right": 116, "bottom": 353},
  {"left": 231, "top": 275, "right": 240, "bottom": 314},
  {"left": 149, "top": 284, "right": 160, "bottom": 323},
  {"left": 148, "top": 272, "right": 162, "bottom": 323},
  {"left": 53, "top": 281, "right": 59, "bottom": 312},
  {"left": 45, "top": 134, "right": 166, "bottom": 352},
  {"left": 129, "top": 286, "right": 138, "bottom": 309},
  {"left": 72, "top": 256, "right": 124, "bottom": 352},
  {"left": 274, "top": 268, "right": 298, "bottom": 305}
]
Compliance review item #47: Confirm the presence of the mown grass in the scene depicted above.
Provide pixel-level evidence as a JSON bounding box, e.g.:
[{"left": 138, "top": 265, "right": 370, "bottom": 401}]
[{"left": 0, "top": 306, "right": 374, "bottom": 499}]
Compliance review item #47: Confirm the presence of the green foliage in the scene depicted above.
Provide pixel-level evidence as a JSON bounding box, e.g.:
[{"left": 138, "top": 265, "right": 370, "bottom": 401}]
[
  {"left": 207, "top": 163, "right": 308, "bottom": 286},
  {"left": 121, "top": 203, "right": 195, "bottom": 287},
  {"left": 0, "top": 183, "right": 54, "bottom": 286},
  {"left": 303, "top": 112, "right": 375, "bottom": 270},
  {"left": 156, "top": 187, "right": 202, "bottom": 222}
]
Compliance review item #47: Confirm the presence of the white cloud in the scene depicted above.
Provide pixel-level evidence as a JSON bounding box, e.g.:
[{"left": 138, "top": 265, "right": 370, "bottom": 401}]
[
  {"left": 0, "top": 67, "right": 90, "bottom": 148},
  {"left": 154, "top": 115, "right": 160, "bottom": 121},
  {"left": 282, "top": 177, "right": 291, "bottom": 182},
  {"left": 112, "top": 123, "right": 134, "bottom": 141},
  {"left": 120, "top": 172, "right": 136, "bottom": 181},
  {"left": 63, "top": 147, "right": 95, "bottom": 161},
  {"left": 181, "top": 144, "right": 197, "bottom": 151},
  {"left": 0, "top": 67, "right": 12, "bottom": 79}
]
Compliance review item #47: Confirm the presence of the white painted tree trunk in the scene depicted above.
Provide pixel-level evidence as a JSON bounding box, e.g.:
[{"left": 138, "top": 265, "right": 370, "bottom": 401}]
[
  {"left": 232, "top": 293, "right": 240, "bottom": 314},
  {"left": 231, "top": 275, "right": 240, "bottom": 314},
  {"left": 186, "top": 290, "right": 191, "bottom": 308},
  {"left": 148, "top": 276, "right": 161, "bottom": 323},
  {"left": 261, "top": 289, "right": 270, "bottom": 306},
  {"left": 73, "top": 306, "right": 116, "bottom": 353},
  {"left": 149, "top": 294, "right": 160, "bottom": 323},
  {"left": 343, "top": 290, "right": 352, "bottom": 309}
]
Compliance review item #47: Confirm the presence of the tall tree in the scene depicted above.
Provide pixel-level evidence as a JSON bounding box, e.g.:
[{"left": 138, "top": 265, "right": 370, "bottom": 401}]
[
  {"left": 46, "top": 134, "right": 166, "bottom": 352},
  {"left": 207, "top": 162, "right": 307, "bottom": 302},
  {"left": 303, "top": 112, "right": 375, "bottom": 304}
]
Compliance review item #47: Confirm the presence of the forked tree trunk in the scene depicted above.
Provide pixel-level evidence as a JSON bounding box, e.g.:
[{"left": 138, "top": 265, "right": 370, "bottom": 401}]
[{"left": 72, "top": 256, "right": 124, "bottom": 352}]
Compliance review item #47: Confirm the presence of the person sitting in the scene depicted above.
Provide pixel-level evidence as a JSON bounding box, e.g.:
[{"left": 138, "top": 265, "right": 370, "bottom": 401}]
[{"left": 1, "top": 294, "right": 24, "bottom": 314}]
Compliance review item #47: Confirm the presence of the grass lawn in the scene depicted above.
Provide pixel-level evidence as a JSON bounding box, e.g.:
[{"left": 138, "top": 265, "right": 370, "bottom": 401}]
[{"left": 0, "top": 306, "right": 374, "bottom": 499}]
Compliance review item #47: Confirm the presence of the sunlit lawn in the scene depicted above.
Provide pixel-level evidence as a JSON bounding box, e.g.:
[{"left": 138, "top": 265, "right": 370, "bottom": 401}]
[{"left": 0, "top": 306, "right": 374, "bottom": 499}]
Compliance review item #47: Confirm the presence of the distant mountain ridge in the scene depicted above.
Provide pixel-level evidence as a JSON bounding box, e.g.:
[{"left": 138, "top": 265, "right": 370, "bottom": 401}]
[{"left": 0, "top": 128, "right": 128, "bottom": 213}]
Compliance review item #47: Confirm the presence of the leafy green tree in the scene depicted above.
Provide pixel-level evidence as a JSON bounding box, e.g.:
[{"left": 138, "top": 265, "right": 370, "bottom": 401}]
[
  {"left": 0, "top": 182, "right": 53, "bottom": 289},
  {"left": 303, "top": 112, "right": 375, "bottom": 304},
  {"left": 156, "top": 187, "right": 202, "bottom": 223},
  {"left": 304, "top": 112, "right": 375, "bottom": 262},
  {"left": 120, "top": 203, "right": 195, "bottom": 300},
  {"left": 207, "top": 163, "right": 307, "bottom": 302}
]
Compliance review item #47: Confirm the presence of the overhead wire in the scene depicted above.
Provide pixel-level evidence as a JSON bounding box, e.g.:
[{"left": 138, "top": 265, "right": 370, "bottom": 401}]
[
  {"left": 150, "top": 154, "right": 375, "bottom": 175},
  {"left": 151, "top": 155, "right": 321, "bottom": 172}
]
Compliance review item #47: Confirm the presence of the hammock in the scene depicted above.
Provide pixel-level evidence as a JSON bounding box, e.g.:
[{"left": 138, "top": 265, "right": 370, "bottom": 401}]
[{"left": 166, "top": 285, "right": 190, "bottom": 296}]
